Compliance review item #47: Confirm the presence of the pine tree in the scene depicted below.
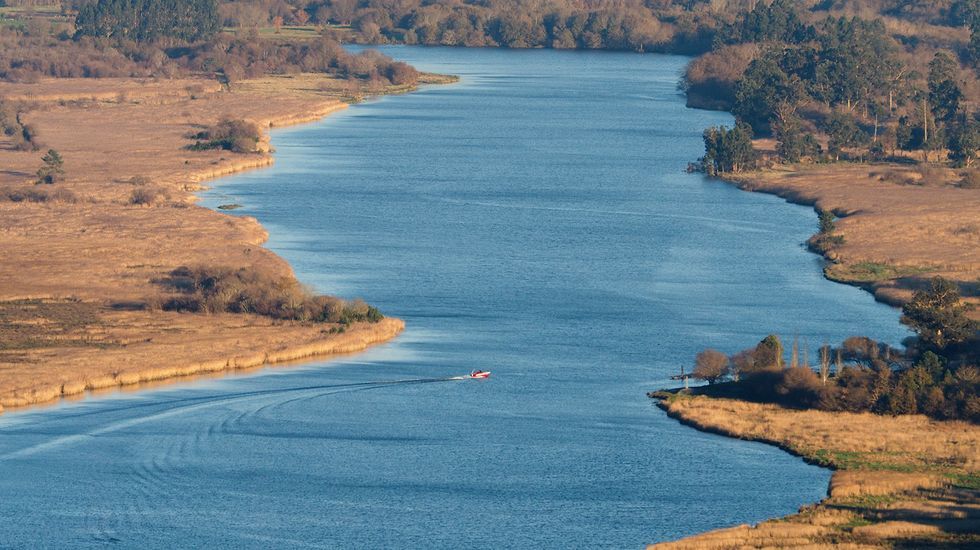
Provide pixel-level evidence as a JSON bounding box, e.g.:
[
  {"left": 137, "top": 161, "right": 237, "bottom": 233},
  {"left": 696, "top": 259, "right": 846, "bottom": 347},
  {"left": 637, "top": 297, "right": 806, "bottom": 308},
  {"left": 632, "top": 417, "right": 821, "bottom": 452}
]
[{"left": 36, "top": 149, "right": 64, "bottom": 184}]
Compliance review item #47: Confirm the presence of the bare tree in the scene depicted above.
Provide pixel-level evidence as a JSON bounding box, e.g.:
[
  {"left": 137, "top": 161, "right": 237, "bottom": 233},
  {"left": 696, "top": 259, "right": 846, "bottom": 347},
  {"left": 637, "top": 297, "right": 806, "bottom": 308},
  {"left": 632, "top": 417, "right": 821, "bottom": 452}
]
[
  {"left": 819, "top": 343, "right": 831, "bottom": 384},
  {"left": 730, "top": 348, "right": 756, "bottom": 382},
  {"left": 790, "top": 335, "right": 800, "bottom": 369},
  {"left": 693, "top": 349, "right": 729, "bottom": 385}
]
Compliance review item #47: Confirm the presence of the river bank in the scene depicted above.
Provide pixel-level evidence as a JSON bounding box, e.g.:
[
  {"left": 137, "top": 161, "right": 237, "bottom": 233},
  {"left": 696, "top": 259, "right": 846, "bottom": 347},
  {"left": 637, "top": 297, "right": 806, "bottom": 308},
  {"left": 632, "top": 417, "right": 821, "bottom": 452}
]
[
  {"left": 648, "top": 391, "right": 980, "bottom": 548},
  {"left": 0, "top": 73, "right": 455, "bottom": 412},
  {"left": 647, "top": 138, "right": 979, "bottom": 548},
  {"left": 723, "top": 162, "right": 980, "bottom": 318}
]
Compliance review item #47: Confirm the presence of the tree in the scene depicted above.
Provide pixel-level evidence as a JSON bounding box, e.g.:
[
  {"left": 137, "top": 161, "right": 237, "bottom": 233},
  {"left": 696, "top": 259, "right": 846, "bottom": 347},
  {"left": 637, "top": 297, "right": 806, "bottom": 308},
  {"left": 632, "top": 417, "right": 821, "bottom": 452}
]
[
  {"left": 901, "top": 277, "right": 977, "bottom": 350},
  {"left": 971, "top": 25, "right": 980, "bottom": 69},
  {"left": 774, "top": 106, "right": 820, "bottom": 163},
  {"left": 36, "top": 149, "right": 64, "bottom": 184},
  {"left": 813, "top": 17, "right": 899, "bottom": 112},
  {"left": 819, "top": 343, "right": 831, "bottom": 384},
  {"left": 723, "top": 0, "right": 809, "bottom": 45},
  {"left": 701, "top": 123, "right": 755, "bottom": 175},
  {"left": 754, "top": 334, "right": 784, "bottom": 370},
  {"left": 818, "top": 210, "right": 836, "bottom": 234},
  {"left": 928, "top": 52, "right": 963, "bottom": 123},
  {"left": 896, "top": 116, "right": 915, "bottom": 151},
  {"left": 730, "top": 348, "right": 756, "bottom": 382},
  {"left": 948, "top": 119, "right": 980, "bottom": 167},
  {"left": 693, "top": 349, "right": 729, "bottom": 384},
  {"left": 734, "top": 52, "right": 806, "bottom": 134},
  {"left": 825, "top": 112, "right": 867, "bottom": 161},
  {"left": 294, "top": 8, "right": 309, "bottom": 26},
  {"left": 75, "top": 0, "right": 220, "bottom": 43}
]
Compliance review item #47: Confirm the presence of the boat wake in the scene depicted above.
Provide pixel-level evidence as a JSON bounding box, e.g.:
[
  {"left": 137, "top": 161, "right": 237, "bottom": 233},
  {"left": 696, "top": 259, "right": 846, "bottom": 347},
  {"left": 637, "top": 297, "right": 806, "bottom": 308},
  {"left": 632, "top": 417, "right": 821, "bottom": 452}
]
[{"left": 0, "top": 374, "right": 481, "bottom": 460}]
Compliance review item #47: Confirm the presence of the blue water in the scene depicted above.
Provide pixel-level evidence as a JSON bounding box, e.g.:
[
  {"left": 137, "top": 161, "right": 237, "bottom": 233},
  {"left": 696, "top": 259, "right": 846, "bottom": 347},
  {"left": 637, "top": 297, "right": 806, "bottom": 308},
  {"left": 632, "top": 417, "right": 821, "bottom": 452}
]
[{"left": 0, "top": 47, "right": 910, "bottom": 548}]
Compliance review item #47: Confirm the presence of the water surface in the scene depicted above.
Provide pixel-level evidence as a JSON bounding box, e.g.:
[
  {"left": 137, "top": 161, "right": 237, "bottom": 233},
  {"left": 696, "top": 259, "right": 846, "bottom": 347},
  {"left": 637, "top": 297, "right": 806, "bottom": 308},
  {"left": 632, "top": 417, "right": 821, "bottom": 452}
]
[{"left": 0, "top": 47, "right": 910, "bottom": 548}]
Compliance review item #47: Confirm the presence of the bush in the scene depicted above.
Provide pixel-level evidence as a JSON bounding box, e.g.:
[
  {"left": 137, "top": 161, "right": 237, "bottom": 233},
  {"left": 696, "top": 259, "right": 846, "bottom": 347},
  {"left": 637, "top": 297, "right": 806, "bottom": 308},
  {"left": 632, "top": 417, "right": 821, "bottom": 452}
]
[
  {"left": 188, "top": 119, "right": 262, "bottom": 153},
  {"left": 129, "top": 187, "right": 162, "bottom": 205},
  {"left": 960, "top": 170, "right": 980, "bottom": 189},
  {"left": 1, "top": 186, "right": 77, "bottom": 203},
  {"left": 156, "top": 266, "right": 384, "bottom": 325},
  {"left": 775, "top": 366, "right": 825, "bottom": 408},
  {"left": 916, "top": 164, "right": 947, "bottom": 186}
]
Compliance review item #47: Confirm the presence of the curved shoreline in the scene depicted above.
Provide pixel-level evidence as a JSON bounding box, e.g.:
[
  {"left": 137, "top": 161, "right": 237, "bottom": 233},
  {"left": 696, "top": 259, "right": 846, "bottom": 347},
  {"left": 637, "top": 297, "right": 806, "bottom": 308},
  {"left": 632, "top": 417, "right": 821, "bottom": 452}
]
[
  {"left": 0, "top": 75, "right": 446, "bottom": 414},
  {"left": 648, "top": 393, "right": 980, "bottom": 548},
  {"left": 0, "top": 318, "right": 405, "bottom": 412},
  {"left": 719, "top": 166, "right": 980, "bottom": 316}
]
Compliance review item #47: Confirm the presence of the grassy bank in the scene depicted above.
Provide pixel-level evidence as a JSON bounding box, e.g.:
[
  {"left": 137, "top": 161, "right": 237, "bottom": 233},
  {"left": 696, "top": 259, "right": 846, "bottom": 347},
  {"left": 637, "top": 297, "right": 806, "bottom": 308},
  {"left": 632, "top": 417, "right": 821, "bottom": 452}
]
[
  {"left": 0, "top": 72, "right": 450, "bottom": 412},
  {"left": 721, "top": 163, "right": 980, "bottom": 319},
  {"left": 649, "top": 391, "right": 980, "bottom": 548}
]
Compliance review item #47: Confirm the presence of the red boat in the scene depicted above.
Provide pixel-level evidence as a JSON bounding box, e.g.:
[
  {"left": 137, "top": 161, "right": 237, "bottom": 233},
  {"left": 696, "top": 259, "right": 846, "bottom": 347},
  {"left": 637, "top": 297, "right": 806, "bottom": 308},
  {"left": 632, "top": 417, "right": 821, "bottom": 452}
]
[{"left": 469, "top": 370, "right": 491, "bottom": 379}]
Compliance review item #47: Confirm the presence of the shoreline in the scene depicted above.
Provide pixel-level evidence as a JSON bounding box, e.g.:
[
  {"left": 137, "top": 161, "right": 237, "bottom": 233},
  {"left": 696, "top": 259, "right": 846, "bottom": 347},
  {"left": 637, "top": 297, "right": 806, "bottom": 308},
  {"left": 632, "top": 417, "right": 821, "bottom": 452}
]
[
  {"left": 0, "top": 318, "right": 405, "bottom": 413},
  {"left": 0, "top": 74, "right": 452, "bottom": 414},
  {"left": 718, "top": 164, "right": 979, "bottom": 317},
  {"left": 648, "top": 392, "right": 980, "bottom": 548},
  {"left": 646, "top": 100, "right": 978, "bottom": 546}
]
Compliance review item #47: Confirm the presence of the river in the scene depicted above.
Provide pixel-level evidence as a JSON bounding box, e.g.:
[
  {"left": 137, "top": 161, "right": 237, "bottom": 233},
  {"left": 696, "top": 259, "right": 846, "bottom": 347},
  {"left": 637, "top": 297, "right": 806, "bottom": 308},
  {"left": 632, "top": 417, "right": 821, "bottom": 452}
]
[{"left": 0, "top": 47, "right": 910, "bottom": 548}]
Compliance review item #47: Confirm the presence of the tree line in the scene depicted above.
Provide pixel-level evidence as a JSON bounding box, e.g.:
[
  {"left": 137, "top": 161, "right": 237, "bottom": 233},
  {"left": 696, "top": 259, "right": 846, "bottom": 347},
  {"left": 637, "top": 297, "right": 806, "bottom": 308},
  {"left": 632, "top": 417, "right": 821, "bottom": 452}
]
[
  {"left": 689, "top": 277, "right": 979, "bottom": 422},
  {"left": 0, "top": 4, "right": 418, "bottom": 87},
  {"left": 693, "top": 0, "right": 979, "bottom": 174}
]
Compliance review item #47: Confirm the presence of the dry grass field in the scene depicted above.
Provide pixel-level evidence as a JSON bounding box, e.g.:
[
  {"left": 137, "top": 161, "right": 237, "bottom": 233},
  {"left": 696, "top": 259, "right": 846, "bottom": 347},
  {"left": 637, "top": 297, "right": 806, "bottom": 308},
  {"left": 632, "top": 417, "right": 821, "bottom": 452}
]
[
  {"left": 0, "top": 73, "right": 447, "bottom": 411},
  {"left": 727, "top": 163, "right": 980, "bottom": 318},
  {"left": 649, "top": 394, "right": 980, "bottom": 549}
]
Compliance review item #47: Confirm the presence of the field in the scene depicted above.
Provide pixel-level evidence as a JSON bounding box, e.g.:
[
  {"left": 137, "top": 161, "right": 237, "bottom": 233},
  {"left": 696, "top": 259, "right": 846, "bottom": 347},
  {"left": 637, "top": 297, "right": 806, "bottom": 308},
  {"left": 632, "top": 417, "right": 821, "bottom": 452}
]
[
  {"left": 0, "top": 73, "right": 442, "bottom": 411},
  {"left": 650, "top": 393, "right": 980, "bottom": 548}
]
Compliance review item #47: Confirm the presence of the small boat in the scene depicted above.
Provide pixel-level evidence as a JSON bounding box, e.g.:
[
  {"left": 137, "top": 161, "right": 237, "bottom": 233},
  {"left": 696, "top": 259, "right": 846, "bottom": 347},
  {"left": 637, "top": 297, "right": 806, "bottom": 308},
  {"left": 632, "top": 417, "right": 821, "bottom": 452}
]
[{"left": 469, "top": 370, "right": 491, "bottom": 379}]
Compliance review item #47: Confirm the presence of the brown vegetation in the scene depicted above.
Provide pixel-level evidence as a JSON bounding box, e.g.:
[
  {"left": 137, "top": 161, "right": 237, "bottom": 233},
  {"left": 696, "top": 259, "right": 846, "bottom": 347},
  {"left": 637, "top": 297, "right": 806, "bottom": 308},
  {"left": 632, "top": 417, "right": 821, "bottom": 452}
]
[
  {"left": 682, "top": 44, "right": 758, "bottom": 110},
  {"left": 0, "top": 71, "right": 441, "bottom": 412},
  {"left": 648, "top": 393, "right": 980, "bottom": 549}
]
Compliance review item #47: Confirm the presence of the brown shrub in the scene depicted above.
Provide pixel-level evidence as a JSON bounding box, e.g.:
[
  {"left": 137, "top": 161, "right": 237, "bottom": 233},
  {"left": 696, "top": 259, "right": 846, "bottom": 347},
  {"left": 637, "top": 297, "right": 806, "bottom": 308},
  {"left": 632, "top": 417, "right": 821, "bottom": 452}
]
[
  {"left": 775, "top": 366, "right": 825, "bottom": 408},
  {"left": 916, "top": 164, "right": 948, "bottom": 186},
  {"left": 683, "top": 44, "right": 758, "bottom": 110},
  {"left": 156, "top": 266, "right": 383, "bottom": 324},
  {"left": 188, "top": 119, "right": 262, "bottom": 153},
  {"left": 960, "top": 170, "right": 980, "bottom": 189},
  {"left": 129, "top": 187, "right": 165, "bottom": 206},
  {"left": 0, "top": 186, "right": 76, "bottom": 203}
]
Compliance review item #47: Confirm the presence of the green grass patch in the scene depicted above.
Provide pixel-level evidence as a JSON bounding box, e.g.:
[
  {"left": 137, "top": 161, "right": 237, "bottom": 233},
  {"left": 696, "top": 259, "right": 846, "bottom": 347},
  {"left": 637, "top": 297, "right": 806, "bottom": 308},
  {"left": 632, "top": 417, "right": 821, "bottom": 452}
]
[
  {"left": 840, "top": 515, "right": 873, "bottom": 530},
  {"left": 836, "top": 493, "right": 899, "bottom": 509},
  {"left": 826, "top": 262, "right": 935, "bottom": 283},
  {"left": 222, "top": 25, "right": 351, "bottom": 40},
  {"left": 945, "top": 472, "right": 980, "bottom": 490},
  {"left": 811, "top": 449, "right": 921, "bottom": 472}
]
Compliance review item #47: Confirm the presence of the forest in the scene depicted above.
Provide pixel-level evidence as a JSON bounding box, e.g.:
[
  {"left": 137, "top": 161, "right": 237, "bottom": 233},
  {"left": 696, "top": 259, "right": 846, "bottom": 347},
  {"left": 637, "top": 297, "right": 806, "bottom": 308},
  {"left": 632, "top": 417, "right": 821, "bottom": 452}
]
[{"left": 692, "top": 0, "right": 979, "bottom": 176}]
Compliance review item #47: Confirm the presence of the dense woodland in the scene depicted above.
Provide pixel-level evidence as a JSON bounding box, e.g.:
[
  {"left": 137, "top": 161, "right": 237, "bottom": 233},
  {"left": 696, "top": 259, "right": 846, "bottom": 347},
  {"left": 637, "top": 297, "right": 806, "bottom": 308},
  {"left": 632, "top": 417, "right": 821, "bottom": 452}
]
[{"left": 692, "top": 0, "right": 980, "bottom": 176}]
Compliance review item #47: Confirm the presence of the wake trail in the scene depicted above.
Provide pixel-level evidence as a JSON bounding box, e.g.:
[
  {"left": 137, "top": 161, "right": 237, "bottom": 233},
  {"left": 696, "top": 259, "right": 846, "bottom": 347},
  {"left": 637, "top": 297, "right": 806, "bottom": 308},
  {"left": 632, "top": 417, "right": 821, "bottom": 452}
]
[{"left": 0, "top": 376, "right": 465, "bottom": 460}]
